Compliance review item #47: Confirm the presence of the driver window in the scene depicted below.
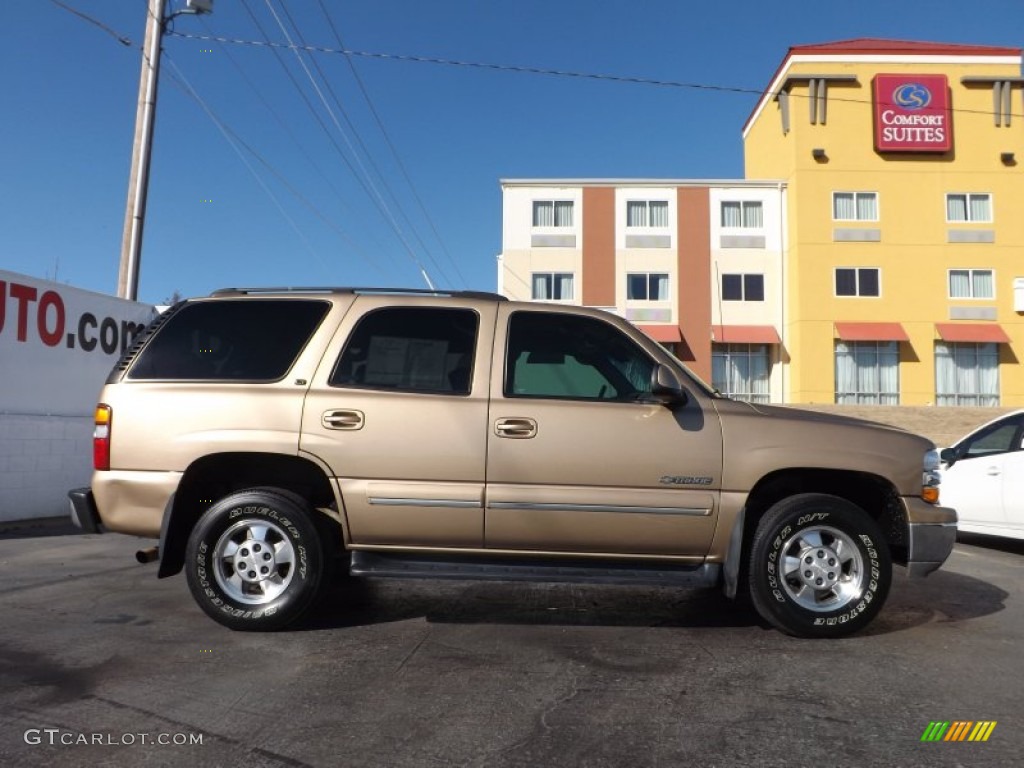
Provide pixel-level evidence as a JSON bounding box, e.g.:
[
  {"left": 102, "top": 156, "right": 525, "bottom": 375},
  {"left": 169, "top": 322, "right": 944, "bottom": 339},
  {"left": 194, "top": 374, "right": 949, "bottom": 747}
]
[
  {"left": 960, "top": 421, "right": 1021, "bottom": 460},
  {"left": 505, "top": 311, "right": 654, "bottom": 401}
]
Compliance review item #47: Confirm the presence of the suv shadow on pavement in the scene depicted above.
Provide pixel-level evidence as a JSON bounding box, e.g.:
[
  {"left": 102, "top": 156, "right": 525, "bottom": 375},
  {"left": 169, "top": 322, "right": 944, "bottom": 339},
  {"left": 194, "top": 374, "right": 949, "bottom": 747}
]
[{"left": 296, "top": 565, "right": 1007, "bottom": 638}]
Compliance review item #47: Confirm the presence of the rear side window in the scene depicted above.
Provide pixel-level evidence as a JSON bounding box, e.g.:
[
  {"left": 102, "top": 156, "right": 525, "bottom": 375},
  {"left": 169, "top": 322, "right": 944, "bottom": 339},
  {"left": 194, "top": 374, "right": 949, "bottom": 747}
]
[
  {"left": 127, "top": 300, "right": 330, "bottom": 381},
  {"left": 330, "top": 307, "right": 478, "bottom": 394}
]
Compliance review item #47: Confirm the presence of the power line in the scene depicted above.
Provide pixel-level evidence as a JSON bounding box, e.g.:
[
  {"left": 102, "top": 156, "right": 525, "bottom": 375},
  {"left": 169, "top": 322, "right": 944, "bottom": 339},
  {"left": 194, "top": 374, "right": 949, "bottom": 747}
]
[
  {"left": 234, "top": 0, "right": 408, "bottom": 277},
  {"left": 163, "top": 53, "right": 357, "bottom": 280},
  {"left": 167, "top": 30, "right": 760, "bottom": 93},
  {"left": 316, "top": 0, "right": 469, "bottom": 289},
  {"left": 287, "top": 0, "right": 457, "bottom": 288},
  {"left": 164, "top": 52, "right": 404, "bottom": 281},
  {"left": 164, "top": 54, "right": 396, "bottom": 280},
  {"left": 47, "top": 0, "right": 133, "bottom": 46},
  {"left": 195, "top": 15, "right": 398, "bottom": 271},
  {"left": 166, "top": 30, "right": 1024, "bottom": 121},
  {"left": 260, "top": 0, "right": 443, "bottom": 289},
  {"left": 42, "top": 4, "right": 1024, "bottom": 122},
  {"left": 270, "top": 0, "right": 453, "bottom": 287}
]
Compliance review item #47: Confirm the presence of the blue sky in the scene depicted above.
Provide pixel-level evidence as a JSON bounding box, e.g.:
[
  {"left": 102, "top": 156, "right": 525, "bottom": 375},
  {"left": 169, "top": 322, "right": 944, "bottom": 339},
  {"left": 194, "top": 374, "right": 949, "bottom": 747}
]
[{"left": 2, "top": 1, "right": 1023, "bottom": 304}]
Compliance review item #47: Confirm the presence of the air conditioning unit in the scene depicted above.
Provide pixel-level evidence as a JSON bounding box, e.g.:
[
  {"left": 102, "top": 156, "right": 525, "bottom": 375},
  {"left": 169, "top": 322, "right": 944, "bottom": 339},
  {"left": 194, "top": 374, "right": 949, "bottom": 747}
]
[{"left": 1015, "top": 277, "right": 1024, "bottom": 312}]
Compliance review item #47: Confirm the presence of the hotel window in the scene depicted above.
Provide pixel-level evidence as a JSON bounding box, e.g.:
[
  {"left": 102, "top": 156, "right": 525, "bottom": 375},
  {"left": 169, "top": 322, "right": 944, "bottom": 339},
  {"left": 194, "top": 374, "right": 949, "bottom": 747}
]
[
  {"left": 721, "top": 273, "right": 764, "bottom": 302},
  {"left": 712, "top": 344, "right": 770, "bottom": 403},
  {"left": 835, "top": 341, "right": 899, "bottom": 405},
  {"left": 532, "top": 200, "right": 574, "bottom": 228},
  {"left": 721, "top": 201, "right": 763, "bottom": 229},
  {"left": 627, "top": 273, "right": 670, "bottom": 301},
  {"left": 833, "top": 192, "right": 878, "bottom": 221},
  {"left": 936, "top": 342, "right": 999, "bottom": 406},
  {"left": 835, "top": 268, "right": 880, "bottom": 297},
  {"left": 626, "top": 200, "right": 669, "bottom": 228},
  {"left": 946, "top": 193, "right": 992, "bottom": 223},
  {"left": 949, "top": 269, "right": 994, "bottom": 299},
  {"left": 531, "top": 272, "right": 574, "bottom": 301}
]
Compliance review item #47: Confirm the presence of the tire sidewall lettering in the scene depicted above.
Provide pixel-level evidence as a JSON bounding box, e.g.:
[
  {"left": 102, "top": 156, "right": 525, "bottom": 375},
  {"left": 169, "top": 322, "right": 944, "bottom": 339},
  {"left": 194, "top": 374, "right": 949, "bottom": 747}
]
[
  {"left": 186, "top": 493, "right": 322, "bottom": 628},
  {"left": 766, "top": 524, "right": 791, "bottom": 602},
  {"left": 751, "top": 496, "right": 892, "bottom": 637},
  {"left": 227, "top": 505, "right": 302, "bottom": 542}
]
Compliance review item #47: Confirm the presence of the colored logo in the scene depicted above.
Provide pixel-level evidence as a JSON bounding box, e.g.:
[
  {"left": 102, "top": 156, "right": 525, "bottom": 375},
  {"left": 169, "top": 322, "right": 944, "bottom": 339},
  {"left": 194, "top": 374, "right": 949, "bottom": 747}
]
[
  {"left": 920, "top": 721, "right": 997, "bottom": 742},
  {"left": 893, "top": 83, "right": 932, "bottom": 110}
]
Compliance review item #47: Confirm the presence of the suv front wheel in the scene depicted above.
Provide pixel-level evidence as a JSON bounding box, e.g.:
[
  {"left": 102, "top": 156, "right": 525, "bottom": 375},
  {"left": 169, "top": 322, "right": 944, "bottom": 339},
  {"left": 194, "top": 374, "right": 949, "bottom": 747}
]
[
  {"left": 748, "top": 494, "right": 892, "bottom": 638},
  {"left": 185, "top": 488, "right": 326, "bottom": 630}
]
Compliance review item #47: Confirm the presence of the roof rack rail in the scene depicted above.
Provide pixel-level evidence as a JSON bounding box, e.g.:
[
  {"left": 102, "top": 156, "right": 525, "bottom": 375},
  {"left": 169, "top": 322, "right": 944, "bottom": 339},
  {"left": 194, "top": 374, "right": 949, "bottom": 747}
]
[{"left": 209, "top": 286, "right": 508, "bottom": 301}]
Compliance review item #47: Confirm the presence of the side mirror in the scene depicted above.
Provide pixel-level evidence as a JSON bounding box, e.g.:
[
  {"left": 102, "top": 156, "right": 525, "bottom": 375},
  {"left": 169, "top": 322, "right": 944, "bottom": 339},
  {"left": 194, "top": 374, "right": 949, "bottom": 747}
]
[
  {"left": 650, "top": 364, "right": 688, "bottom": 408},
  {"left": 939, "top": 447, "right": 957, "bottom": 466}
]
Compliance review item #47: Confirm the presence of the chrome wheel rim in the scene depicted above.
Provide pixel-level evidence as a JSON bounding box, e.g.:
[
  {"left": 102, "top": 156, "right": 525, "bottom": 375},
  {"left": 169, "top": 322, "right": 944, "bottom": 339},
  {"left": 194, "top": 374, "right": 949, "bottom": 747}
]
[
  {"left": 779, "top": 525, "right": 865, "bottom": 612},
  {"left": 213, "top": 519, "right": 295, "bottom": 605}
]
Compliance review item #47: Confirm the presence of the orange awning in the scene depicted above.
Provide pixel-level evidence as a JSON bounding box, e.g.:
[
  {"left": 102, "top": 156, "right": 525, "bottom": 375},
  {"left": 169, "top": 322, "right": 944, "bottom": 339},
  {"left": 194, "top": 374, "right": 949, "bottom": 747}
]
[
  {"left": 637, "top": 324, "right": 682, "bottom": 343},
  {"left": 935, "top": 323, "right": 1011, "bottom": 343},
  {"left": 834, "top": 322, "right": 909, "bottom": 341},
  {"left": 711, "top": 325, "right": 782, "bottom": 344}
]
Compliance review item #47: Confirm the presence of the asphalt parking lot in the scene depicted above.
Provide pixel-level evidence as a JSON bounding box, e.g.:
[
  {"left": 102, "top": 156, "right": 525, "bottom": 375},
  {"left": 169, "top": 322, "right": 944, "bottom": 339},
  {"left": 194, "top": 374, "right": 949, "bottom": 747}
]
[{"left": 0, "top": 522, "right": 1021, "bottom": 768}]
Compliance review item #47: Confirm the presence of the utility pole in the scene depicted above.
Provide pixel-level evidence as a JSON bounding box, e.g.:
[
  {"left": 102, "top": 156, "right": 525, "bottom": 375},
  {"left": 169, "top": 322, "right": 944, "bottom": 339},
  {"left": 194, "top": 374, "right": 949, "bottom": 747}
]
[
  {"left": 118, "top": 0, "right": 212, "bottom": 301},
  {"left": 118, "top": 0, "right": 164, "bottom": 301}
]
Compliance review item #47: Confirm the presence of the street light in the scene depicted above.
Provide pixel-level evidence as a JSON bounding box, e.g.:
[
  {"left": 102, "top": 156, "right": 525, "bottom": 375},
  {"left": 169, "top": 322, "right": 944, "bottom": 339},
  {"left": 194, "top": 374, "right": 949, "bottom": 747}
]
[{"left": 117, "top": 0, "right": 213, "bottom": 301}]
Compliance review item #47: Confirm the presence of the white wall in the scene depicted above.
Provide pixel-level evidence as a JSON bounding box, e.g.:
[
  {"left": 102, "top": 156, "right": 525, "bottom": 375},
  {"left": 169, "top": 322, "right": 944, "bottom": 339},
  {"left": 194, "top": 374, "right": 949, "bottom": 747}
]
[{"left": 0, "top": 270, "right": 156, "bottom": 522}]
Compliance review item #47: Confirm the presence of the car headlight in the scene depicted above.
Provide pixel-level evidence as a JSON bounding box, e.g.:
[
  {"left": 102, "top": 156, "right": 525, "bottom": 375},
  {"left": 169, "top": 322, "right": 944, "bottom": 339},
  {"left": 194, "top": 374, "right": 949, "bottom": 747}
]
[{"left": 922, "top": 449, "right": 941, "bottom": 503}]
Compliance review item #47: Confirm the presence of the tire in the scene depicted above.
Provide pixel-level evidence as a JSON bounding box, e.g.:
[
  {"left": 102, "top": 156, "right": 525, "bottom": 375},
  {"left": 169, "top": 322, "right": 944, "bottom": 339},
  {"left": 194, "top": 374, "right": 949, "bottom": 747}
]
[
  {"left": 185, "top": 488, "right": 326, "bottom": 631},
  {"left": 748, "top": 493, "right": 891, "bottom": 638}
]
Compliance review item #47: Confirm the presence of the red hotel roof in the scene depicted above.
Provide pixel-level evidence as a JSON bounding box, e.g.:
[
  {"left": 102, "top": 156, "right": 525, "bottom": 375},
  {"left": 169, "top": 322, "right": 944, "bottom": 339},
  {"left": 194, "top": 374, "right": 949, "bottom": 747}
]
[{"left": 787, "top": 38, "right": 1020, "bottom": 57}]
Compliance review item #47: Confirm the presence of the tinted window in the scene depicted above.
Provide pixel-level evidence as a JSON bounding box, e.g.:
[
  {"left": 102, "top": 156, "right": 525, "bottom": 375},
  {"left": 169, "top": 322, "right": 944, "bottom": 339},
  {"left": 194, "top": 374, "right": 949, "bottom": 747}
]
[
  {"left": 505, "top": 312, "right": 654, "bottom": 401},
  {"left": 627, "top": 274, "right": 648, "bottom": 300},
  {"left": 859, "top": 269, "right": 880, "bottom": 297},
  {"left": 128, "top": 300, "right": 329, "bottom": 381},
  {"left": 722, "top": 274, "right": 743, "bottom": 301},
  {"left": 330, "top": 307, "right": 478, "bottom": 395},
  {"left": 744, "top": 274, "right": 765, "bottom": 301},
  {"left": 835, "top": 269, "right": 856, "bottom": 296}
]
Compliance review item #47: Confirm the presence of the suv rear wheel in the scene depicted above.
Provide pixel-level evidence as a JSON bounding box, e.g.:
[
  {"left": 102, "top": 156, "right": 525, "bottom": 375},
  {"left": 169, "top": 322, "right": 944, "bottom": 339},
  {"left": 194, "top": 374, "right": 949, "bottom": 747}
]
[
  {"left": 748, "top": 494, "right": 892, "bottom": 638},
  {"left": 185, "top": 488, "right": 326, "bottom": 630}
]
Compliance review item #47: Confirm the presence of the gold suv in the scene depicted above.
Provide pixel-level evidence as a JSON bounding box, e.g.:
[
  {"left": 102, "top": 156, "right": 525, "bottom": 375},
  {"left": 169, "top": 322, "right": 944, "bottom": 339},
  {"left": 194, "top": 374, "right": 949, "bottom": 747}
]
[{"left": 68, "top": 288, "right": 955, "bottom": 637}]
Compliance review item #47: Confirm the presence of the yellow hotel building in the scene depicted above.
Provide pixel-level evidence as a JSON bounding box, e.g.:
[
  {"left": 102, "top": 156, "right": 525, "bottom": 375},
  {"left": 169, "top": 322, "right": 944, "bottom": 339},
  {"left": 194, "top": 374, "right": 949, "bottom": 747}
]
[{"left": 744, "top": 39, "right": 1024, "bottom": 406}]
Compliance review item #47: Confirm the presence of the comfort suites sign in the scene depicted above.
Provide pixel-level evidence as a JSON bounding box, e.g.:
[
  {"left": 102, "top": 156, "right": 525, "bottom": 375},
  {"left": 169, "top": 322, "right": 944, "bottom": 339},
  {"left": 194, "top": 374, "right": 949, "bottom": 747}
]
[{"left": 873, "top": 74, "right": 952, "bottom": 153}]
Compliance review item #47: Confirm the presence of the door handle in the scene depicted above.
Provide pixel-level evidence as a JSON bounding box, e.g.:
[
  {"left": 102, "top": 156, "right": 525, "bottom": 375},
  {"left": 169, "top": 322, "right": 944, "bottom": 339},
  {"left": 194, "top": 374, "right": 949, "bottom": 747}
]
[
  {"left": 495, "top": 417, "right": 537, "bottom": 439},
  {"left": 322, "top": 410, "right": 364, "bottom": 430},
  {"left": 986, "top": 467, "right": 1001, "bottom": 476}
]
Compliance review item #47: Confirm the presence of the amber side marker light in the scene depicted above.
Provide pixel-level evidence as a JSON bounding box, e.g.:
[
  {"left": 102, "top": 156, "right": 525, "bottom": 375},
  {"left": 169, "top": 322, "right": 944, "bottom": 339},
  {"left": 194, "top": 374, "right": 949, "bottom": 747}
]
[
  {"left": 922, "top": 487, "right": 940, "bottom": 504},
  {"left": 94, "top": 404, "right": 112, "bottom": 471}
]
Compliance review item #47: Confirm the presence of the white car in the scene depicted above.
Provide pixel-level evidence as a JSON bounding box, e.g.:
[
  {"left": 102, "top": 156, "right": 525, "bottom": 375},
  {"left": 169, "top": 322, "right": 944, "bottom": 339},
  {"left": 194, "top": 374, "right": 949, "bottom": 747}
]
[{"left": 940, "top": 410, "right": 1024, "bottom": 540}]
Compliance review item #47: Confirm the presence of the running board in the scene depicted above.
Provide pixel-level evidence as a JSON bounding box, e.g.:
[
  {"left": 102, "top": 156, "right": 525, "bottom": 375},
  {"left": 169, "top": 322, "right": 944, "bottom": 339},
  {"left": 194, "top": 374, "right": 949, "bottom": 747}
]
[{"left": 349, "top": 551, "right": 720, "bottom": 588}]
